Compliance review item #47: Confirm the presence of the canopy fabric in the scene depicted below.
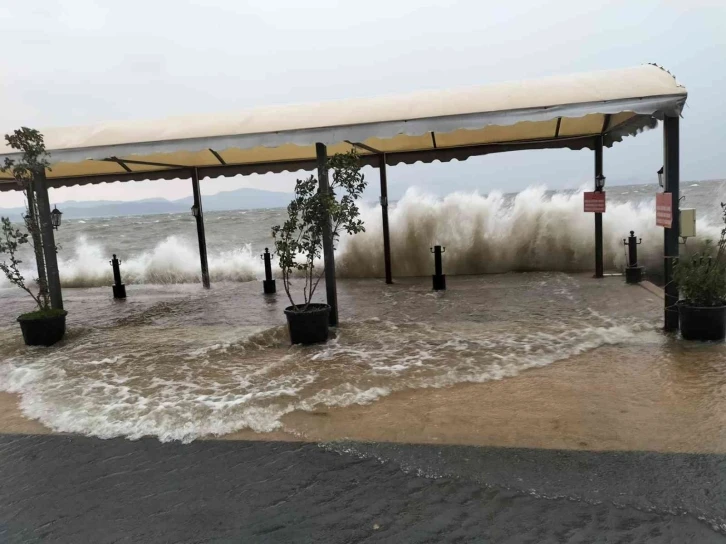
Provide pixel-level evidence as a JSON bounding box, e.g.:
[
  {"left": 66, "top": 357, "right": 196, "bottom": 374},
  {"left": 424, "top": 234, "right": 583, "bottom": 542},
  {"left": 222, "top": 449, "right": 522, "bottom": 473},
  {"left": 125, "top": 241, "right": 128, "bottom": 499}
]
[{"left": 0, "top": 64, "right": 686, "bottom": 192}]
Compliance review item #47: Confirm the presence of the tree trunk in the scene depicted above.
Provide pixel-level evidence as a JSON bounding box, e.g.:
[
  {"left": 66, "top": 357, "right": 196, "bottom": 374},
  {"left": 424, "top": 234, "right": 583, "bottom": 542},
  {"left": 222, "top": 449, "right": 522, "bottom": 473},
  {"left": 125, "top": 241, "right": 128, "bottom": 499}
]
[{"left": 26, "top": 184, "right": 48, "bottom": 306}]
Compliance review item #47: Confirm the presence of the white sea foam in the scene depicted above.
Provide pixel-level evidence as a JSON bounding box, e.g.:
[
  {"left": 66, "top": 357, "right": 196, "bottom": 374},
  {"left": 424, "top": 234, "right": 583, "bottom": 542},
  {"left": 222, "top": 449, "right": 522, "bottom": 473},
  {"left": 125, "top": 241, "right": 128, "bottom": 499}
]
[
  {"left": 51, "top": 236, "right": 263, "bottom": 288},
  {"left": 0, "top": 314, "right": 659, "bottom": 442},
  {"left": 1, "top": 186, "right": 721, "bottom": 289}
]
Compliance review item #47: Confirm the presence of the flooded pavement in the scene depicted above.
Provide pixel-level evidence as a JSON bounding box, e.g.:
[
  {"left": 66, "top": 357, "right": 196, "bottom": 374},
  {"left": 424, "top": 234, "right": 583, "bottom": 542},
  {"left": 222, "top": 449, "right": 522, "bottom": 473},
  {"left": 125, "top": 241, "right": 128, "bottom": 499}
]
[
  {"left": 0, "top": 272, "right": 684, "bottom": 444},
  {"left": 2, "top": 273, "right": 726, "bottom": 541}
]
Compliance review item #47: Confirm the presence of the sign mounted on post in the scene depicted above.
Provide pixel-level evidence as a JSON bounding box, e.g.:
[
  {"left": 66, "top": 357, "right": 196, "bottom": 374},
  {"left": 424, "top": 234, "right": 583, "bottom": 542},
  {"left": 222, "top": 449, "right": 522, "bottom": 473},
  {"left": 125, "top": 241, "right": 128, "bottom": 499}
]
[
  {"left": 656, "top": 192, "right": 673, "bottom": 228},
  {"left": 584, "top": 191, "right": 606, "bottom": 213}
]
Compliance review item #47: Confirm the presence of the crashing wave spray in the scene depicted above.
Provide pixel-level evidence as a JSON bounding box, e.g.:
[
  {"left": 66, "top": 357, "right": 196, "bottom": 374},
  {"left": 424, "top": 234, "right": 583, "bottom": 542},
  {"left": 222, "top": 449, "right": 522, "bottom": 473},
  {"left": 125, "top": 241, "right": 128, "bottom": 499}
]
[
  {"left": 54, "top": 236, "right": 264, "bottom": 288},
  {"left": 336, "top": 187, "right": 721, "bottom": 278},
  {"left": 1, "top": 186, "right": 720, "bottom": 289}
]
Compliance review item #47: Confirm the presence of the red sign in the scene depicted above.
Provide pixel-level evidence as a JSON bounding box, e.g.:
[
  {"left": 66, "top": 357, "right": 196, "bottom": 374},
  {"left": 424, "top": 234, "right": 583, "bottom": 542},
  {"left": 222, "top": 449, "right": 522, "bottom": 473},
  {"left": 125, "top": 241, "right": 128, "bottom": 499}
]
[
  {"left": 656, "top": 192, "right": 673, "bottom": 228},
  {"left": 584, "top": 191, "right": 606, "bottom": 213}
]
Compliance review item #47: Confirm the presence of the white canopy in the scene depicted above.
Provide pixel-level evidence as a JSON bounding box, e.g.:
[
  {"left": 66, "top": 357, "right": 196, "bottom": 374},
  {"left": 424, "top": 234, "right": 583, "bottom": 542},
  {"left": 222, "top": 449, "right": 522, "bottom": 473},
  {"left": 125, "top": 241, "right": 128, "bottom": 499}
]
[{"left": 0, "top": 64, "right": 686, "bottom": 192}]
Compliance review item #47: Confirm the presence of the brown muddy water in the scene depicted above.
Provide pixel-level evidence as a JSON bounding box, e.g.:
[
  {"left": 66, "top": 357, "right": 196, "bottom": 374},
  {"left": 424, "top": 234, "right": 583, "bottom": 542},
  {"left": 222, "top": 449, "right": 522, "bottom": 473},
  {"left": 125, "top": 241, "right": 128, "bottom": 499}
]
[{"left": 1, "top": 272, "right": 725, "bottom": 454}]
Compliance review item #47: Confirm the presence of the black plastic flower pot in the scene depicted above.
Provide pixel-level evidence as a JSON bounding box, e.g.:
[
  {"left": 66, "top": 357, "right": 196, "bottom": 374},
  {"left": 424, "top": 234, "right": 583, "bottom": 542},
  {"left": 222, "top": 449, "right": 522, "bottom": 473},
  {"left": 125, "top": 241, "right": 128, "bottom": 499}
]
[
  {"left": 284, "top": 304, "right": 330, "bottom": 345},
  {"left": 678, "top": 302, "right": 726, "bottom": 341},
  {"left": 17, "top": 311, "right": 68, "bottom": 346}
]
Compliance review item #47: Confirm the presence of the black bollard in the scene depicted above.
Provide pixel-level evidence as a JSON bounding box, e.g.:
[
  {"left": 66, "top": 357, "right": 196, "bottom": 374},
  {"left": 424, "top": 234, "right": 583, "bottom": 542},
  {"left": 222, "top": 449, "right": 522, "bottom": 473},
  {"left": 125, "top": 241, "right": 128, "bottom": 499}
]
[
  {"left": 261, "top": 248, "right": 276, "bottom": 294},
  {"left": 431, "top": 245, "right": 446, "bottom": 291},
  {"left": 623, "top": 231, "right": 644, "bottom": 284},
  {"left": 110, "top": 254, "right": 127, "bottom": 299}
]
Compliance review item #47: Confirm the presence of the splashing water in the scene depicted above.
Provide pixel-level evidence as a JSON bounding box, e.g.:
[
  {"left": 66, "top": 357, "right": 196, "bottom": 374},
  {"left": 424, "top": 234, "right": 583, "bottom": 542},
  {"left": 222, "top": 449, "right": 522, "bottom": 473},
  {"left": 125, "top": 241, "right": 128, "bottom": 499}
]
[
  {"left": 1, "top": 184, "right": 723, "bottom": 289},
  {"left": 336, "top": 186, "right": 722, "bottom": 277}
]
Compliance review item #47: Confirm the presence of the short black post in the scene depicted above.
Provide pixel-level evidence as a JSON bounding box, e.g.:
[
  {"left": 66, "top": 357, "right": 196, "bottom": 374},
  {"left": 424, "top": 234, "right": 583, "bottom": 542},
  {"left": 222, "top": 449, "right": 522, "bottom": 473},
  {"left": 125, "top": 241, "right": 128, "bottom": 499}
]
[
  {"left": 623, "top": 231, "right": 644, "bottom": 284},
  {"left": 261, "top": 248, "right": 276, "bottom": 294},
  {"left": 110, "top": 254, "right": 127, "bottom": 299},
  {"left": 431, "top": 245, "right": 446, "bottom": 291}
]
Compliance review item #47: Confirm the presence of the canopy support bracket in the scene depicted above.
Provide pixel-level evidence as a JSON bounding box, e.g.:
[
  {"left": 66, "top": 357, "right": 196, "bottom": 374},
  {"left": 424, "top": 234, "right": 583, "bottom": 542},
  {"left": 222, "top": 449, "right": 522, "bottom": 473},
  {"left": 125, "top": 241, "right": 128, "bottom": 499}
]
[
  {"left": 109, "top": 157, "right": 132, "bottom": 173},
  {"left": 209, "top": 149, "right": 226, "bottom": 165},
  {"left": 346, "top": 140, "right": 382, "bottom": 155}
]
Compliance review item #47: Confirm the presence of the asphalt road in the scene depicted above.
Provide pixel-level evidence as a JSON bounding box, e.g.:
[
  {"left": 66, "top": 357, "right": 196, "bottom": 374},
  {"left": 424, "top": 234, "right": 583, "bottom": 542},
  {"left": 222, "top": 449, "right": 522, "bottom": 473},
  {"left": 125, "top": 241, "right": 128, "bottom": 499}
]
[{"left": 0, "top": 434, "right": 724, "bottom": 543}]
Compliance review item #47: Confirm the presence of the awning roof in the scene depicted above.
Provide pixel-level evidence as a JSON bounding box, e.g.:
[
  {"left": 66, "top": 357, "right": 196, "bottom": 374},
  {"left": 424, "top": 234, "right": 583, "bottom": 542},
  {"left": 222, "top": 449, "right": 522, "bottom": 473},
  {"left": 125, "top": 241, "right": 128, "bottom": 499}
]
[{"left": 0, "top": 64, "right": 686, "bottom": 192}]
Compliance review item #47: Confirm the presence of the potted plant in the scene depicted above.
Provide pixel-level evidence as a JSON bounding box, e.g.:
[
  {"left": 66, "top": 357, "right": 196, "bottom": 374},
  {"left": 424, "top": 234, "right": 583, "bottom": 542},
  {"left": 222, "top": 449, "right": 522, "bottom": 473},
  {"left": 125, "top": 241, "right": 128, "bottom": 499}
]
[
  {"left": 0, "top": 217, "right": 67, "bottom": 345},
  {"left": 673, "top": 203, "right": 726, "bottom": 341},
  {"left": 0, "top": 128, "right": 67, "bottom": 346},
  {"left": 272, "top": 150, "right": 366, "bottom": 344}
]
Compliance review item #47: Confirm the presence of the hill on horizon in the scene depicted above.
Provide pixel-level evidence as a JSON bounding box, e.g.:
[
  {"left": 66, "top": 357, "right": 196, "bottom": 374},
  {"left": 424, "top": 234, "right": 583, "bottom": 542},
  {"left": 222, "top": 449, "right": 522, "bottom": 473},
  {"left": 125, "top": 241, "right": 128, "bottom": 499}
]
[{"left": 0, "top": 187, "right": 294, "bottom": 219}]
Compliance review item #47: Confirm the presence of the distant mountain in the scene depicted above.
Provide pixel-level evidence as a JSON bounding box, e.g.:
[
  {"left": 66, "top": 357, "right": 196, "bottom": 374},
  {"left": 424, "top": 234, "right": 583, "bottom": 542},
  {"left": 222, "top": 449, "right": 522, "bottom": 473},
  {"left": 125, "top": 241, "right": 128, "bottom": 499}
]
[{"left": 0, "top": 188, "right": 293, "bottom": 219}]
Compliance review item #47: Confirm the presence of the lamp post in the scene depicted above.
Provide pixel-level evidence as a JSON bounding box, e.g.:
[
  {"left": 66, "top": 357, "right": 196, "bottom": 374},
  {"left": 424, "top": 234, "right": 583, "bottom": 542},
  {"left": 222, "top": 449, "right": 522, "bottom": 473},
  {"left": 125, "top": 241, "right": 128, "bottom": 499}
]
[
  {"left": 595, "top": 174, "right": 606, "bottom": 192},
  {"left": 191, "top": 205, "right": 199, "bottom": 218},
  {"left": 50, "top": 205, "right": 62, "bottom": 230}
]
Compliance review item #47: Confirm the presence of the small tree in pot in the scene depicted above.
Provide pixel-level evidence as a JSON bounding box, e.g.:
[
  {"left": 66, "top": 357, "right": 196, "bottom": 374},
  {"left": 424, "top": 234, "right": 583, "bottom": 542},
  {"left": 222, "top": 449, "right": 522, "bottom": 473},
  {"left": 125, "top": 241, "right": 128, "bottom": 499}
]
[
  {"left": 673, "top": 202, "right": 726, "bottom": 341},
  {"left": 272, "top": 150, "right": 366, "bottom": 344},
  {"left": 0, "top": 128, "right": 67, "bottom": 346}
]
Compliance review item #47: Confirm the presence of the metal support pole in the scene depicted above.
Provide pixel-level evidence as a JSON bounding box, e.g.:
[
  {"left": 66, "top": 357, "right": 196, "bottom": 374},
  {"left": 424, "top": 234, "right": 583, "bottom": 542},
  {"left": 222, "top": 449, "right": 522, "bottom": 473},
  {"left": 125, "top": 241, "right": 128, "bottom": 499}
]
[
  {"left": 664, "top": 115, "right": 680, "bottom": 331},
  {"left": 379, "top": 154, "right": 393, "bottom": 284},
  {"left": 594, "top": 137, "right": 604, "bottom": 278},
  {"left": 25, "top": 184, "right": 48, "bottom": 300},
  {"left": 33, "top": 171, "right": 63, "bottom": 310},
  {"left": 316, "top": 143, "right": 338, "bottom": 326},
  {"left": 191, "top": 168, "right": 210, "bottom": 289}
]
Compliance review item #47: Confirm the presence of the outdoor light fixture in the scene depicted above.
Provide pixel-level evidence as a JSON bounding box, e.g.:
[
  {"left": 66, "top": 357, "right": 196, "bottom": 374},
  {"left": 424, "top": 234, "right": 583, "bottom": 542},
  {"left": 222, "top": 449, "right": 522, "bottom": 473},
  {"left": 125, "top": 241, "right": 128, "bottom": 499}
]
[
  {"left": 595, "top": 174, "right": 606, "bottom": 191},
  {"left": 50, "top": 206, "right": 62, "bottom": 230},
  {"left": 191, "top": 205, "right": 199, "bottom": 218},
  {"left": 657, "top": 166, "right": 664, "bottom": 189}
]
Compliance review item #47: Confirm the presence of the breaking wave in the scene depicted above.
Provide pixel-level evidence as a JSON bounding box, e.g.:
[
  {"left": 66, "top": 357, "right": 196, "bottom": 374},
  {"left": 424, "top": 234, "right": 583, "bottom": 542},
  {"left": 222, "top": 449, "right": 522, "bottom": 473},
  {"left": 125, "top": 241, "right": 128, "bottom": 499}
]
[
  {"left": 56, "top": 236, "right": 264, "bottom": 288},
  {"left": 336, "top": 186, "right": 721, "bottom": 277},
  {"left": 1, "top": 186, "right": 720, "bottom": 289}
]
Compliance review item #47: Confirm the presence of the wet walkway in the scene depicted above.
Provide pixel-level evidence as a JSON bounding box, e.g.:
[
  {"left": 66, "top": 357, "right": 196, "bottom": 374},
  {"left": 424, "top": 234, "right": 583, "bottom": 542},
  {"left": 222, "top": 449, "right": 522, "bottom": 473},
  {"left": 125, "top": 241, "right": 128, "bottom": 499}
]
[{"left": 1, "top": 434, "right": 724, "bottom": 543}]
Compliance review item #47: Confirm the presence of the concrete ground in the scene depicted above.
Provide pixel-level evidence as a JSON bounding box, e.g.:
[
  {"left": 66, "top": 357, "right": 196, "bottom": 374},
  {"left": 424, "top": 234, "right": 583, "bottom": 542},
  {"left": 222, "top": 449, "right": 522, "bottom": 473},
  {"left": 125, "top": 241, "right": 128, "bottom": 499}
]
[{"left": 1, "top": 434, "right": 724, "bottom": 544}]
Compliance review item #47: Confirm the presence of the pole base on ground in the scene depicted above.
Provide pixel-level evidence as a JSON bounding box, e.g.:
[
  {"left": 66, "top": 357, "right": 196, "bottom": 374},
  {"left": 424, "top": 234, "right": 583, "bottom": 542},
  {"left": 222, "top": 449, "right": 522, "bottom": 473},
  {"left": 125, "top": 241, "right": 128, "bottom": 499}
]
[
  {"left": 263, "top": 279, "right": 276, "bottom": 294},
  {"left": 625, "top": 266, "right": 644, "bottom": 284},
  {"left": 112, "top": 284, "right": 127, "bottom": 299},
  {"left": 432, "top": 274, "right": 446, "bottom": 291}
]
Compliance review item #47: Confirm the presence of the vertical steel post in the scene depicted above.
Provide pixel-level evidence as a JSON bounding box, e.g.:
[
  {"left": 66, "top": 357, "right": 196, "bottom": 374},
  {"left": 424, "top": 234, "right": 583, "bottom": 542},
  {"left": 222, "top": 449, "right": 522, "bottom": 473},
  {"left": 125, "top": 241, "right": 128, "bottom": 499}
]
[
  {"left": 663, "top": 116, "right": 680, "bottom": 331},
  {"left": 594, "top": 137, "right": 604, "bottom": 278},
  {"left": 33, "top": 171, "right": 63, "bottom": 310},
  {"left": 379, "top": 154, "right": 393, "bottom": 284},
  {"left": 25, "top": 184, "right": 48, "bottom": 299},
  {"left": 316, "top": 143, "right": 338, "bottom": 326},
  {"left": 191, "top": 168, "right": 210, "bottom": 289}
]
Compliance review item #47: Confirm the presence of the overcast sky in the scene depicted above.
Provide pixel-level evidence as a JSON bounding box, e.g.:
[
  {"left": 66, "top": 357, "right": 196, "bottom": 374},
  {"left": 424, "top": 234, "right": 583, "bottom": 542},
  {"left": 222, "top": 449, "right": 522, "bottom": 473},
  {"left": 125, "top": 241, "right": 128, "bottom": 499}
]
[{"left": 0, "top": 0, "right": 724, "bottom": 208}]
